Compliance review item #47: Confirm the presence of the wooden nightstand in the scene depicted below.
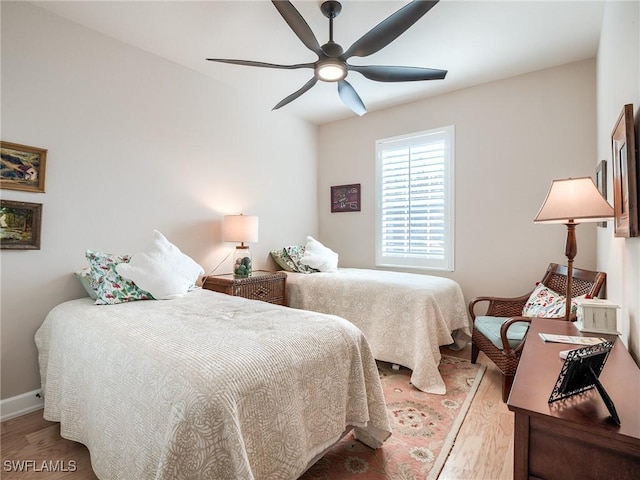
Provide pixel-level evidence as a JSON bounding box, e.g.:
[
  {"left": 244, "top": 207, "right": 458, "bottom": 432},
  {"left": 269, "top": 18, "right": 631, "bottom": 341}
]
[{"left": 202, "top": 270, "right": 287, "bottom": 306}]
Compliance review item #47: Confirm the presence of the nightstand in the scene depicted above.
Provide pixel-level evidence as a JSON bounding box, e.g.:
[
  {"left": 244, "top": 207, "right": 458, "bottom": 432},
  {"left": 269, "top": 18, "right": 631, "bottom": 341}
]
[{"left": 202, "top": 270, "right": 287, "bottom": 306}]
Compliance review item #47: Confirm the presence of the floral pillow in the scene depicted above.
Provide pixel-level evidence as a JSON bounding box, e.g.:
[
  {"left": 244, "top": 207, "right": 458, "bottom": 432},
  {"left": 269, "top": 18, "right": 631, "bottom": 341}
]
[
  {"left": 270, "top": 248, "right": 296, "bottom": 272},
  {"left": 86, "top": 250, "right": 153, "bottom": 305},
  {"left": 522, "top": 282, "right": 584, "bottom": 318},
  {"left": 270, "top": 246, "right": 319, "bottom": 273},
  {"left": 74, "top": 267, "right": 98, "bottom": 300},
  {"left": 283, "top": 245, "right": 319, "bottom": 273}
]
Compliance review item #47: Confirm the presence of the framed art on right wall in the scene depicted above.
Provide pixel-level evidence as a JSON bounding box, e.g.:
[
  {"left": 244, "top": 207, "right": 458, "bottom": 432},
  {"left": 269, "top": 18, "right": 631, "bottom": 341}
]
[
  {"left": 596, "top": 160, "right": 607, "bottom": 228},
  {"left": 611, "top": 104, "right": 638, "bottom": 237}
]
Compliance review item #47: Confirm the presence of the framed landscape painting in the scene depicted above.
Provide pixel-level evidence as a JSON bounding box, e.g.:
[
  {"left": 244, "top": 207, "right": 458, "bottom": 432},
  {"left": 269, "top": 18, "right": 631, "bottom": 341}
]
[
  {"left": 1, "top": 141, "right": 47, "bottom": 193},
  {"left": 0, "top": 200, "right": 42, "bottom": 250}
]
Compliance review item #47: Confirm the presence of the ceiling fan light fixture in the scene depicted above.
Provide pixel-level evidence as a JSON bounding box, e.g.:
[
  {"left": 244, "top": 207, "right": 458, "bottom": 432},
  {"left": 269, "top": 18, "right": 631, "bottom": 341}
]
[{"left": 316, "top": 59, "right": 347, "bottom": 82}]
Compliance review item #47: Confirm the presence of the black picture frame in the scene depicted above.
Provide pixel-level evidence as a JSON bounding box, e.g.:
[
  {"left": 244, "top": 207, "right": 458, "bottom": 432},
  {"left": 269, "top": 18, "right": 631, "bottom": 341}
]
[
  {"left": 331, "top": 183, "right": 361, "bottom": 213},
  {"left": 548, "top": 341, "right": 620, "bottom": 425}
]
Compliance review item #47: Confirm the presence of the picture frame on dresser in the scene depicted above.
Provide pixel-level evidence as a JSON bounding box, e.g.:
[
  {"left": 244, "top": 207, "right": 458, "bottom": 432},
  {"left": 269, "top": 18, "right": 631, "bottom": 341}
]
[
  {"left": 0, "top": 200, "right": 42, "bottom": 250},
  {"left": 611, "top": 104, "right": 638, "bottom": 237},
  {"left": 0, "top": 141, "right": 47, "bottom": 193},
  {"left": 548, "top": 341, "right": 619, "bottom": 425}
]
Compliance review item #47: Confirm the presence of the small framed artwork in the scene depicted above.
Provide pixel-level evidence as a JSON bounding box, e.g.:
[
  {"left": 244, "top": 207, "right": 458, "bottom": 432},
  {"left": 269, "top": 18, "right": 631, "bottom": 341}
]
[
  {"left": 331, "top": 183, "right": 361, "bottom": 212},
  {"left": 611, "top": 104, "right": 637, "bottom": 237},
  {"left": 596, "top": 160, "right": 607, "bottom": 228},
  {"left": 0, "top": 200, "right": 42, "bottom": 250},
  {"left": 1, "top": 141, "right": 47, "bottom": 193}
]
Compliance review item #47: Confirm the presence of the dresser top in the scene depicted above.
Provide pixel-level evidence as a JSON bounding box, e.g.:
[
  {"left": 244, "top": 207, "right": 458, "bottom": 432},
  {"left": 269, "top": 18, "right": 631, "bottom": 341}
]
[{"left": 508, "top": 318, "right": 640, "bottom": 441}]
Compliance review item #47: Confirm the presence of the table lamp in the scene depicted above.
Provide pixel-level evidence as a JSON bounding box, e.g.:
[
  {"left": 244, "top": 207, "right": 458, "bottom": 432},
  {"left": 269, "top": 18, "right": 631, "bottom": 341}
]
[
  {"left": 534, "top": 177, "right": 614, "bottom": 320},
  {"left": 223, "top": 214, "right": 259, "bottom": 278}
]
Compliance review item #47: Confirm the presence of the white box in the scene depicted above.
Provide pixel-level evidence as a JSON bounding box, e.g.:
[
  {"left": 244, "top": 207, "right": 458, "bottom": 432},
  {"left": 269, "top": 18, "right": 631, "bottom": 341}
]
[{"left": 574, "top": 298, "right": 620, "bottom": 335}]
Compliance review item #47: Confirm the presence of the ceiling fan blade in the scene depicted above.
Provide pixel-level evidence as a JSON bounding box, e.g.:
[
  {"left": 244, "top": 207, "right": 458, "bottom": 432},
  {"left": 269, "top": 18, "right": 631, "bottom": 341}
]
[
  {"left": 272, "top": 0, "right": 322, "bottom": 56},
  {"left": 349, "top": 64, "right": 447, "bottom": 82},
  {"left": 273, "top": 77, "right": 318, "bottom": 110},
  {"left": 206, "top": 58, "right": 315, "bottom": 70},
  {"left": 344, "top": 0, "right": 440, "bottom": 59},
  {"left": 337, "top": 80, "right": 367, "bottom": 116}
]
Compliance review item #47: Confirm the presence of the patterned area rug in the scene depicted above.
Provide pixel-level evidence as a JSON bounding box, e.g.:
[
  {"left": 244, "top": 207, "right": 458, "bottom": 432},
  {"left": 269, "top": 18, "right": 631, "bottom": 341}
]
[{"left": 300, "top": 356, "right": 486, "bottom": 480}]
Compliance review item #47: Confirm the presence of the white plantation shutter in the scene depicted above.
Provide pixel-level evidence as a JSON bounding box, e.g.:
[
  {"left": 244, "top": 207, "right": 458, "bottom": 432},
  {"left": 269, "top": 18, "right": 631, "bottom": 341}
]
[{"left": 375, "top": 126, "right": 454, "bottom": 271}]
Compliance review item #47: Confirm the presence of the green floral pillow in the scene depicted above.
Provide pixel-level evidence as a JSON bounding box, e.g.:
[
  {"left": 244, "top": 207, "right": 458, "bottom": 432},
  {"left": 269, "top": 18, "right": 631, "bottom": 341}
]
[
  {"left": 74, "top": 267, "right": 98, "bottom": 300},
  {"left": 86, "top": 250, "right": 153, "bottom": 305},
  {"left": 270, "top": 246, "right": 319, "bottom": 273},
  {"left": 270, "top": 248, "right": 296, "bottom": 272},
  {"left": 283, "top": 245, "right": 319, "bottom": 274}
]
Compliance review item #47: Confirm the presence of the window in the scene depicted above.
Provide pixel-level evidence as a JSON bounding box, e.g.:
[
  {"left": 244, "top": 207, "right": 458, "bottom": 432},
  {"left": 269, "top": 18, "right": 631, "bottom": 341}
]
[{"left": 375, "top": 126, "right": 454, "bottom": 271}]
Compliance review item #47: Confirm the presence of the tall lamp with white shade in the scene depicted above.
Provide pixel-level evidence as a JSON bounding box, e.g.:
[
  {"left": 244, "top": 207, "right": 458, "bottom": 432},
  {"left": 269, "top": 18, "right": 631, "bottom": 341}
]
[
  {"left": 223, "top": 214, "right": 259, "bottom": 278},
  {"left": 534, "top": 177, "right": 614, "bottom": 320}
]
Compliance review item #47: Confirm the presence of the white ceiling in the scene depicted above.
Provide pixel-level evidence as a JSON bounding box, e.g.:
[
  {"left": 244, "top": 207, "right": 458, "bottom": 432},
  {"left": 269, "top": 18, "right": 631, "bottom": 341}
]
[{"left": 33, "top": 0, "right": 605, "bottom": 125}]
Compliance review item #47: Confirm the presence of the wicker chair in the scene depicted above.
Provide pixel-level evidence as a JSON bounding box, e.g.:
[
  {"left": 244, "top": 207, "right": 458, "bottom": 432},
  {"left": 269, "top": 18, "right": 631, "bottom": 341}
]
[{"left": 469, "top": 263, "right": 606, "bottom": 402}]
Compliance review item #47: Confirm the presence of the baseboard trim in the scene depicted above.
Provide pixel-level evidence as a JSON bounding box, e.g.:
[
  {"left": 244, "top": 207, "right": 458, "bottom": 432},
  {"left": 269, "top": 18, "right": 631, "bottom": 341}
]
[{"left": 1, "top": 389, "right": 44, "bottom": 422}]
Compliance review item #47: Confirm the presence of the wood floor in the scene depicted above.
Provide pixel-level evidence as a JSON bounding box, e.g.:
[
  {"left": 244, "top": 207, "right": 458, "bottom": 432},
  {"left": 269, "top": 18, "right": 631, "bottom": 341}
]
[{"left": 0, "top": 347, "right": 513, "bottom": 479}]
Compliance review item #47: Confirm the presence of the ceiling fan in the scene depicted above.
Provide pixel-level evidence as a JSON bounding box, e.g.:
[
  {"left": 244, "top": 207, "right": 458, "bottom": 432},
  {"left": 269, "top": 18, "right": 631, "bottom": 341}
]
[{"left": 207, "top": 0, "right": 447, "bottom": 116}]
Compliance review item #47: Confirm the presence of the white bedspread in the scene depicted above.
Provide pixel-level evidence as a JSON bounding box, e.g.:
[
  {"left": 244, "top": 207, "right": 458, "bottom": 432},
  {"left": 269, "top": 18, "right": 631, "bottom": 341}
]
[
  {"left": 35, "top": 289, "right": 390, "bottom": 480},
  {"left": 286, "top": 268, "right": 471, "bottom": 394}
]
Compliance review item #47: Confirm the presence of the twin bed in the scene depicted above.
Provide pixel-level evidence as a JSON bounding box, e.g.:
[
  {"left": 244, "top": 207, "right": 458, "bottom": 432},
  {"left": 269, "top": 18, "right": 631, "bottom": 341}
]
[
  {"left": 36, "top": 261, "right": 470, "bottom": 478},
  {"left": 286, "top": 268, "right": 471, "bottom": 394},
  {"left": 36, "top": 289, "right": 390, "bottom": 480}
]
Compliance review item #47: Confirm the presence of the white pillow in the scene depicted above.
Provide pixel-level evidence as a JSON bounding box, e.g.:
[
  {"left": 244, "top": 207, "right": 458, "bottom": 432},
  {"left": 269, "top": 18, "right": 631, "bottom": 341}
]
[
  {"left": 116, "top": 230, "right": 204, "bottom": 300},
  {"left": 300, "top": 236, "right": 338, "bottom": 272}
]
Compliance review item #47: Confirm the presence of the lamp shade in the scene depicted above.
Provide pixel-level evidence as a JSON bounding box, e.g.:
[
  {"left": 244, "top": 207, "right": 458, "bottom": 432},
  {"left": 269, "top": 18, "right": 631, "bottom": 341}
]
[
  {"left": 533, "top": 177, "right": 614, "bottom": 224},
  {"left": 223, "top": 214, "right": 259, "bottom": 243}
]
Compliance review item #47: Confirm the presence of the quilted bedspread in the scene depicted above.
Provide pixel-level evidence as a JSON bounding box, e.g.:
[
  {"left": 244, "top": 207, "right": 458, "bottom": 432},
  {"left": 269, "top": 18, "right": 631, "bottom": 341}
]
[
  {"left": 286, "top": 268, "right": 471, "bottom": 394},
  {"left": 35, "top": 289, "right": 390, "bottom": 480}
]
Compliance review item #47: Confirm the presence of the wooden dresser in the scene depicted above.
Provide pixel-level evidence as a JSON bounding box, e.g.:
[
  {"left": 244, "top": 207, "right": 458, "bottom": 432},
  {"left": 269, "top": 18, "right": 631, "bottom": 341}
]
[{"left": 507, "top": 318, "right": 640, "bottom": 480}]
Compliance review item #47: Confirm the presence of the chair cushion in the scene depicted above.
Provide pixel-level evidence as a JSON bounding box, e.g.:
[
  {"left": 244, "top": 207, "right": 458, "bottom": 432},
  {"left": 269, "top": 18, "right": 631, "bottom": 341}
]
[{"left": 474, "top": 316, "right": 530, "bottom": 350}]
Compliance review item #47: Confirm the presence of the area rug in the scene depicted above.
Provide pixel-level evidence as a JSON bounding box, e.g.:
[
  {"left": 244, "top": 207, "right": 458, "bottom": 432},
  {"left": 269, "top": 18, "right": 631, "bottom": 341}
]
[{"left": 300, "top": 355, "right": 486, "bottom": 480}]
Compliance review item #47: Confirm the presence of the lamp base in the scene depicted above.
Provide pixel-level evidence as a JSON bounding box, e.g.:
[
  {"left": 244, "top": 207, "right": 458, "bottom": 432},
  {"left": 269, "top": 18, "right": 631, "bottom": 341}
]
[{"left": 233, "top": 246, "right": 252, "bottom": 278}]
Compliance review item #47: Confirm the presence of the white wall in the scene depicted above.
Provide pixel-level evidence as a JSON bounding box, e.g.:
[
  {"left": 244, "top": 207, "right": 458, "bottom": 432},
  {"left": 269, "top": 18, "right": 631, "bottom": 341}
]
[
  {"left": 318, "top": 59, "right": 598, "bottom": 305},
  {"left": 0, "top": 2, "right": 318, "bottom": 399},
  {"left": 596, "top": 0, "right": 640, "bottom": 361}
]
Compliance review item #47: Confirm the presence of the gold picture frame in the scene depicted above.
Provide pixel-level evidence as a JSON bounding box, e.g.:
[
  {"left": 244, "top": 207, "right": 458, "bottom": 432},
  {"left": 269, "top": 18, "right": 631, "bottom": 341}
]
[
  {"left": 611, "top": 104, "right": 638, "bottom": 237},
  {"left": 0, "top": 141, "right": 48, "bottom": 193}
]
